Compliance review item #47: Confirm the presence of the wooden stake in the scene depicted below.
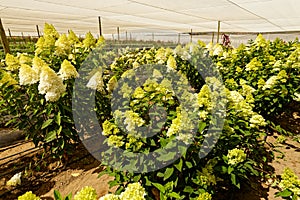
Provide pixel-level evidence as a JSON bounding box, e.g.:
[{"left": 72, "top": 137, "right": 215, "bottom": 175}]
[
  {"left": 117, "top": 27, "right": 120, "bottom": 41},
  {"left": 217, "top": 21, "right": 221, "bottom": 43},
  {"left": 0, "top": 18, "right": 10, "bottom": 54},
  {"left": 178, "top": 33, "right": 180, "bottom": 44},
  {"left": 126, "top": 31, "right": 128, "bottom": 41},
  {"left": 190, "top": 29, "right": 193, "bottom": 43},
  {"left": 212, "top": 32, "right": 215, "bottom": 44},
  {"left": 36, "top": 25, "right": 40, "bottom": 38},
  {"left": 98, "top": 16, "right": 102, "bottom": 36},
  {"left": 8, "top": 28, "right": 11, "bottom": 37}
]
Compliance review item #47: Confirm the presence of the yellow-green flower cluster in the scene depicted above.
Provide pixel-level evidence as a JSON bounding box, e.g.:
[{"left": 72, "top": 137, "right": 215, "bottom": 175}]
[
  {"left": 74, "top": 186, "right": 97, "bottom": 200},
  {"left": 132, "top": 87, "right": 145, "bottom": 99},
  {"left": 99, "top": 182, "right": 146, "bottom": 200},
  {"left": 68, "top": 30, "right": 80, "bottom": 46},
  {"left": 278, "top": 168, "right": 300, "bottom": 195},
  {"left": 55, "top": 34, "right": 71, "bottom": 56},
  {"left": 155, "top": 47, "right": 173, "bottom": 64},
  {"left": 19, "top": 54, "right": 32, "bottom": 65},
  {"left": 102, "top": 120, "right": 120, "bottom": 136},
  {"left": 86, "top": 69, "right": 105, "bottom": 93},
  {"left": 226, "top": 89, "right": 256, "bottom": 119},
  {"left": 212, "top": 43, "right": 223, "bottom": 56},
  {"left": 38, "top": 65, "right": 66, "bottom": 102},
  {"left": 225, "top": 78, "right": 238, "bottom": 89},
  {"left": 249, "top": 114, "right": 267, "bottom": 128},
  {"left": 197, "top": 85, "right": 212, "bottom": 111},
  {"left": 5, "top": 53, "right": 19, "bottom": 71},
  {"left": 83, "top": 32, "right": 96, "bottom": 49},
  {"left": 245, "top": 57, "right": 263, "bottom": 71},
  {"left": 262, "top": 70, "right": 288, "bottom": 90},
  {"left": 107, "top": 135, "right": 124, "bottom": 148},
  {"left": 227, "top": 148, "right": 246, "bottom": 165},
  {"left": 35, "top": 23, "right": 59, "bottom": 54},
  {"left": 254, "top": 34, "right": 268, "bottom": 48},
  {"left": 107, "top": 76, "right": 118, "bottom": 93},
  {"left": 286, "top": 47, "right": 300, "bottom": 69},
  {"left": 32, "top": 56, "right": 47, "bottom": 75},
  {"left": 196, "top": 192, "right": 212, "bottom": 200},
  {"left": 167, "top": 55, "right": 177, "bottom": 70},
  {"left": 124, "top": 110, "right": 145, "bottom": 133},
  {"left": 58, "top": 60, "right": 79, "bottom": 80},
  {"left": 18, "top": 191, "right": 40, "bottom": 200},
  {"left": 125, "top": 134, "right": 143, "bottom": 150},
  {"left": 19, "top": 64, "right": 39, "bottom": 85},
  {"left": 0, "top": 71, "right": 18, "bottom": 86},
  {"left": 167, "top": 106, "right": 194, "bottom": 142}
]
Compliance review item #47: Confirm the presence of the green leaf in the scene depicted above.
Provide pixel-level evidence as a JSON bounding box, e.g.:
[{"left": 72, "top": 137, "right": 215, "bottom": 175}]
[
  {"left": 185, "top": 161, "right": 193, "bottom": 169},
  {"left": 42, "top": 118, "right": 53, "bottom": 129},
  {"left": 152, "top": 182, "right": 165, "bottom": 193},
  {"left": 228, "top": 166, "right": 234, "bottom": 174},
  {"left": 169, "top": 192, "right": 181, "bottom": 199},
  {"left": 231, "top": 173, "right": 240, "bottom": 189},
  {"left": 65, "top": 193, "right": 72, "bottom": 200},
  {"left": 174, "top": 158, "right": 183, "bottom": 172},
  {"left": 183, "top": 186, "right": 194, "bottom": 193},
  {"left": 275, "top": 189, "right": 293, "bottom": 197},
  {"left": 164, "top": 167, "right": 174, "bottom": 181},
  {"left": 198, "top": 121, "right": 206, "bottom": 132},
  {"left": 55, "top": 112, "right": 61, "bottom": 125},
  {"left": 54, "top": 190, "right": 63, "bottom": 200},
  {"left": 157, "top": 172, "right": 164, "bottom": 178},
  {"left": 45, "top": 130, "right": 57, "bottom": 142}
]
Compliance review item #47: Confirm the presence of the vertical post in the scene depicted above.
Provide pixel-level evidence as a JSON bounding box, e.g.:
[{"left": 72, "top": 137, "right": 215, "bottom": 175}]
[
  {"left": 36, "top": 25, "right": 40, "bottom": 38},
  {"left": 211, "top": 32, "right": 215, "bottom": 44},
  {"left": 8, "top": 28, "right": 11, "bottom": 37},
  {"left": 117, "top": 27, "right": 120, "bottom": 41},
  {"left": 0, "top": 18, "right": 10, "bottom": 54},
  {"left": 217, "top": 21, "right": 221, "bottom": 43},
  {"left": 98, "top": 16, "right": 102, "bottom": 36},
  {"left": 112, "top": 34, "right": 114, "bottom": 40},
  {"left": 126, "top": 31, "right": 128, "bottom": 41},
  {"left": 21, "top": 32, "right": 26, "bottom": 44},
  {"left": 190, "top": 29, "right": 193, "bottom": 43},
  {"left": 178, "top": 33, "right": 180, "bottom": 44}
]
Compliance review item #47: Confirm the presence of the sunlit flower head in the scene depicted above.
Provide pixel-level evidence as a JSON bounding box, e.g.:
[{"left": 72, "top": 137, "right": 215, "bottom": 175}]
[
  {"left": 0, "top": 71, "right": 18, "bottom": 87},
  {"left": 86, "top": 69, "right": 104, "bottom": 92},
  {"left": 19, "top": 64, "right": 39, "bottom": 85},
  {"left": 5, "top": 53, "right": 20, "bottom": 71},
  {"left": 83, "top": 32, "right": 96, "bottom": 48},
  {"left": 18, "top": 54, "right": 32, "bottom": 65},
  {"left": 58, "top": 60, "right": 79, "bottom": 80},
  {"left": 38, "top": 65, "right": 66, "bottom": 101},
  {"left": 73, "top": 186, "right": 97, "bottom": 200},
  {"left": 55, "top": 34, "right": 71, "bottom": 55},
  {"left": 227, "top": 148, "right": 246, "bottom": 165}
]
